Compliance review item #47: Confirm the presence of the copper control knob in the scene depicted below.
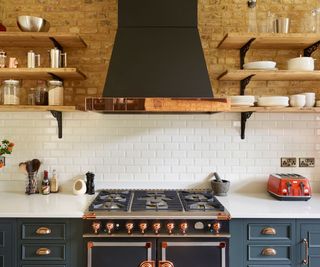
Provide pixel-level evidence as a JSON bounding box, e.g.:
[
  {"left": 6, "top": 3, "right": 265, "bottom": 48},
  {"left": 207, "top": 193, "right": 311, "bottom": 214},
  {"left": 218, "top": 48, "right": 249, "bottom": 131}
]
[
  {"left": 166, "top": 223, "right": 175, "bottom": 235},
  {"left": 213, "top": 222, "right": 221, "bottom": 234},
  {"left": 139, "top": 223, "right": 148, "bottom": 234},
  {"left": 106, "top": 222, "right": 114, "bottom": 235},
  {"left": 153, "top": 223, "right": 161, "bottom": 234},
  {"left": 180, "top": 222, "right": 188, "bottom": 235},
  {"left": 126, "top": 222, "right": 134, "bottom": 235},
  {"left": 92, "top": 221, "right": 101, "bottom": 235}
]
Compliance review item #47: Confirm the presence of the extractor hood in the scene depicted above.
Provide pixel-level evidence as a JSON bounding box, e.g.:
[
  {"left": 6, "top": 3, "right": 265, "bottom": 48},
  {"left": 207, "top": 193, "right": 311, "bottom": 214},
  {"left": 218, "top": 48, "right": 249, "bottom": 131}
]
[{"left": 85, "top": 0, "right": 230, "bottom": 113}]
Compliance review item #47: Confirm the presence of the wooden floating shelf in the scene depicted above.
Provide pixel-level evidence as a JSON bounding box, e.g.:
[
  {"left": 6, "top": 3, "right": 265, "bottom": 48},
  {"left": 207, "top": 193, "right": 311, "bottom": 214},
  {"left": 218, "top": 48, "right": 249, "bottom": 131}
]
[
  {"left": 218, "top": 70, "right": 320, "bottom": 81},
  {"left": 0, "top": 105, "right": 77, "bottom": 112},
  {"left": 0, "top": 68, "right": 86, "bottom": 80},
  {"left": 0, "top": 32, "right": 87, "bottom": 48},
  {"left": 229, "top": 106, "right": 320, "bottom": 113},
  {"left": 218, "top": 32, "right": 320, "bottom": 50}
]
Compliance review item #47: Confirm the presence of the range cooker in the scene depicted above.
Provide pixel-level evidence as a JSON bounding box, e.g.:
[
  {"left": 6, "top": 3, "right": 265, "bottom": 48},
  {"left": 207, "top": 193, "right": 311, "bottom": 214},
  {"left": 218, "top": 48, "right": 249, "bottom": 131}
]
[{"left": 83, "top": 190, "right": 230, "bottom": 267}]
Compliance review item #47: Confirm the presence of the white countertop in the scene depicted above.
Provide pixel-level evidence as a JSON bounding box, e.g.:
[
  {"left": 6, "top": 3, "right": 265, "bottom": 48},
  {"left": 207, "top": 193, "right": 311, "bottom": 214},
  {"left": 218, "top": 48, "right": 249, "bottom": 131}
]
[
  {"left": 0, "top": 192, "right": 94, "bottom": 218},
  {"left": 217, "top": 192, "right": 320, "bottom": 219},
  {"left": 1, "top": 191, "right": 320, "bottom": 219}
]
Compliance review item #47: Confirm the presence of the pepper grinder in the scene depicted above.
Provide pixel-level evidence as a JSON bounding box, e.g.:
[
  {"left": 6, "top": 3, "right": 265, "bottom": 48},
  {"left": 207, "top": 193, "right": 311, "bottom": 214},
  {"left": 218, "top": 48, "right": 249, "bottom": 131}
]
[{"left": 86, "top": 172, "right": 95, "bottom": 195}]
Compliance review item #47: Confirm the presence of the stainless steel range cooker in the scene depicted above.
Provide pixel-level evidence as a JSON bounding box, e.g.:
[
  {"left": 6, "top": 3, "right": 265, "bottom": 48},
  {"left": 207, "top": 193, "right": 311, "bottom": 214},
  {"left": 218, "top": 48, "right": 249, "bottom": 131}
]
[{"left": 83, "top": 190, "right": 230, "bottom": 267}]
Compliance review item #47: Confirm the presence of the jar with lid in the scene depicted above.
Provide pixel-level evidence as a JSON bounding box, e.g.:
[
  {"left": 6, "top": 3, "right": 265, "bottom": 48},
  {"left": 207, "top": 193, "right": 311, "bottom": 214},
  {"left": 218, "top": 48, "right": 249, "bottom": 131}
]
[
  {"left": 48, "top": 80, "right": 64, "bottom": 106},
  {"left": 2, "top": 80, "right": 20, "bottom": 105},
  {"left": 35, "top": 80, "right": 48, "bottom": 105}
]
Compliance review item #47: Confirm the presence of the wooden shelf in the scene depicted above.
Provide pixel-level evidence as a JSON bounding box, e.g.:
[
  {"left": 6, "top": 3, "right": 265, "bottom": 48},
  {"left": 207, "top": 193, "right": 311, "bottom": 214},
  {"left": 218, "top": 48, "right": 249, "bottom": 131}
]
[
  {"left": 0, "top": 68, "right": 86, "bottom": 80},
  {"left": 0, "top": 105, "right": 77, "bottom": 112},
  {"left": 0, "top": 32, "right": 87, "bottom": 48},
  {"left": 218, "top": 70, "right": 320, "bottom": 81},
  {"left": 229, "top": 106, "right": 320, "bottom": 113},
  {"left": 218, "top": 33, "right": 320, "bottom": 50}
]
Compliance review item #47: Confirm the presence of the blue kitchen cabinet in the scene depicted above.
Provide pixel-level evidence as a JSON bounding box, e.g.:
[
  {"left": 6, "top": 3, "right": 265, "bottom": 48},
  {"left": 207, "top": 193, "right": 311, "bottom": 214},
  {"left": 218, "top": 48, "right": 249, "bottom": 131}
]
[{"left": 0, "top": 220, "right": 16, "bottom": 267}]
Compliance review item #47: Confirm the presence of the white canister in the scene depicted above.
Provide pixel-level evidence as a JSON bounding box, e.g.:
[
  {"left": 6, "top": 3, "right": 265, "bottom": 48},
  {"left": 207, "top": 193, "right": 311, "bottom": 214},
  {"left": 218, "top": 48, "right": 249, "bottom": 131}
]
[
  {"left": 72, "top": 179, "right": 87, "bottom": 195},
  {"left": 48, "top": 80, "right": 64, "bottom": 106},
  {"left": 2, "top": 80, "right": 20, "bottom": 105},
  {"left": 303, "top": 92, "right": 316, "bottom": 107},
  {"left": 287, "top": 57, "right": 315, "bottom": 71},
  {"left": 289, "top": 94, "right": 306, "bottom": 107}
]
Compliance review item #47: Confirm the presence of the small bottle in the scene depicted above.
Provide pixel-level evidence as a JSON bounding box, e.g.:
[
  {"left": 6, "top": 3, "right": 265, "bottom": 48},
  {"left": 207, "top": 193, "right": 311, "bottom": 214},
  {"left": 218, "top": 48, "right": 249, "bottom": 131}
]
[
  {"left": 35, "top": 80, "right": 48, "bottom": 105},
  {"left": 50, "top": 169, "right": 59, "bottom": 193},
  {"left": 41, "top": 170, "right": 50, "bottom": 195},
  {"left": 247, "top": 0, "right": 258, "bottom": 33}
]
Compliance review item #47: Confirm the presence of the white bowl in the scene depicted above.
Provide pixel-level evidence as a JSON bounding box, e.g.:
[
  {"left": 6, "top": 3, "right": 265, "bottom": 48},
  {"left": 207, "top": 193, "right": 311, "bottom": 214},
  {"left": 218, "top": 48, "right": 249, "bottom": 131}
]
[
  {"left": 290, "top": 94, "right": 306, "bottom": 107},
  {"left": 287, "top": 57, "right": 315, "bottom": 71},
  {"left": 243, "top": 61, "right": 277, "bottom": 70},
  {"left": 230, "top": 95, "right": 255, "bottom": 106},
  {"left": 258, "top": 96, "right": 289, "bottom": 107}
]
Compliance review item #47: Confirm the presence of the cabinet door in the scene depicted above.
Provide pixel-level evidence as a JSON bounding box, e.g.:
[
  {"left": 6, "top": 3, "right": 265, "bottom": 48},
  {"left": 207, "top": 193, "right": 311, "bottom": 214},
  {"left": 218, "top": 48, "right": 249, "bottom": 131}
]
[
  {"left": 299, "top": 222, "right": 320, "bottom": 267},
  {"left": 0, "top": 222, "right": 14, "bottom": 267}
]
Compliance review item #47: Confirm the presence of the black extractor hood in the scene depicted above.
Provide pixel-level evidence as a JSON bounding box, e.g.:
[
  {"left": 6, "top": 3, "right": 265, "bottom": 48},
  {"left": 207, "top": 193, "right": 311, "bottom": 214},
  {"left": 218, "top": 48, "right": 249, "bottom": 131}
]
[{"left": 103, "top": 0, "right": 213, "bottom": 98}]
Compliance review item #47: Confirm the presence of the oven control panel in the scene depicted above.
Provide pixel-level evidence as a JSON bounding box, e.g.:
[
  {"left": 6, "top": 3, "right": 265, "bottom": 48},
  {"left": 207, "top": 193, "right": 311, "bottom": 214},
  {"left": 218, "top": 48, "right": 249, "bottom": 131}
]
[{"left": 83, "top": 219, "right": 229, "bottom": 237}]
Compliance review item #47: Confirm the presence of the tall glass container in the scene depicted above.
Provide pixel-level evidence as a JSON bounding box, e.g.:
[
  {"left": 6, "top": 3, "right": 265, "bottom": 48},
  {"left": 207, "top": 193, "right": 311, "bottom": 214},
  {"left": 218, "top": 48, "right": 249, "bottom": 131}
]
[
  {"left": 248, "top": 0, "right": 258, "bottom": 33},
  {"left": 2, "top": 80, "right": 20, "bottom": 105}
]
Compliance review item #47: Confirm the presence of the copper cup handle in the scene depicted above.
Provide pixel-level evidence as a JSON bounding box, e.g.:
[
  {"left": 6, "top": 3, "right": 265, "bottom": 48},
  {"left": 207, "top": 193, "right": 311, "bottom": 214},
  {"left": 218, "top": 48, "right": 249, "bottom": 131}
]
[
  {"left": 36, "top": 247, "right": 51, "bottom": 256},
  {"left": 302, "top": 238, "right": 309, "bottom": 265},
  {"left": 36, "top": 227, "right": 52, "bottom": 235},
  {"left": 261, "top": 227, "right": 276, "bottom": 235},
  {"left": 159, "top": 261, "right": 174, "bottom": 267},
  {"left": 139, "top": 261, "right": 155, "bottom": 267},
  {"left": 261, "top": 248, "right": 277, "bottom": 257}
]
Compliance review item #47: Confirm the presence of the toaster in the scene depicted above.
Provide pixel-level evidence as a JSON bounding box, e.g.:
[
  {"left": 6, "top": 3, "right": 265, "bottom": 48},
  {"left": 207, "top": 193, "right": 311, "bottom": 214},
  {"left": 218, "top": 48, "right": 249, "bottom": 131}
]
[{"left": 267, "top": 173, "right": 312, "bottom": 201}]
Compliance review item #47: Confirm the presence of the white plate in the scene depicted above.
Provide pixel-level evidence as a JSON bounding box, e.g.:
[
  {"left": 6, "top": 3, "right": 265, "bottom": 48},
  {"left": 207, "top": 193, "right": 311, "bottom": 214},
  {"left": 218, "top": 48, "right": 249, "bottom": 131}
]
[
  {"left": 230, "top": 96, "right": 255, "bottom": 106},
  {"left": 243, "top": 61, "right": 277, "bottom": 70},
  {"left": 258, "top": 96, "right": 289, "bottom": 107}
]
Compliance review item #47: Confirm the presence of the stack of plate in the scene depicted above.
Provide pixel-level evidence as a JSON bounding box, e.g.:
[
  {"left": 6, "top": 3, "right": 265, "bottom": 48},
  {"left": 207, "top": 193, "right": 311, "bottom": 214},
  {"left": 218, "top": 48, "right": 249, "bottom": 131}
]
[
  {"left": 230, "top": 96, "right": 255, "bottom": 107},
  {"left": 257, "top": 96, "right": 289, "bottom": 107},
  {"left": 243, "top": 61, "right": 277, "bottom": 70}
]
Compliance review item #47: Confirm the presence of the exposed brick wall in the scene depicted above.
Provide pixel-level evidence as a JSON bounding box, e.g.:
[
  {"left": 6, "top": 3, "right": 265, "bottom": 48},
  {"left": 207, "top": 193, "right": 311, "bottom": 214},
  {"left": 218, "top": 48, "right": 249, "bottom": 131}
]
[{"left": 1, "top": 0, "right": 320, "bottom": 103}]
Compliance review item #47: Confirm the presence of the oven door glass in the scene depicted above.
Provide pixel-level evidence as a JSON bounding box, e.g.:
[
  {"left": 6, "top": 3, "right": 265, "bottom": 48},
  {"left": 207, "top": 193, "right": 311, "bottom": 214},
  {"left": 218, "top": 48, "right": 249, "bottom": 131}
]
[
  {"left": 158, "top": 239, "right": 228, "bottom": 267},
  {"left": 87, "top": 240, "right": 156, "bottom": 267}
]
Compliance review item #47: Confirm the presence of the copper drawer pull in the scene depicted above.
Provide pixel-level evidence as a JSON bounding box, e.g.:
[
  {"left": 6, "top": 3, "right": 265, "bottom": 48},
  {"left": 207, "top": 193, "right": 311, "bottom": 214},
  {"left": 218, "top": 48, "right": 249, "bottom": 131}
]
[
  {"left": 159, "top": 261, "right": 174, "bottom": 267},
  {"left": 36, "top": 248, "right": 51, "bottom": 256},
  {"left": 302, "top": 238, "right": 309, "bottom": 265},
  {"left": 139, "top": 261, "right": 155, "bottom": 267},
  {"left": 261, "top": 248, "right": 277, "bottom": 256},
  {"left": 261, "top": 227, "right": 277, "bottom": 235},
  {"left": 36, "top": 227, "right": 51, "bottom": 235}
]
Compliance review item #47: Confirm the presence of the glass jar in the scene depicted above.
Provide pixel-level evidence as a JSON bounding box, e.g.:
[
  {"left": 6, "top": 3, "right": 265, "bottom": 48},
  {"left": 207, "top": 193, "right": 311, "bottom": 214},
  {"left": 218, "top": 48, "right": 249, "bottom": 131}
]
[
  {"left": 0, "top": 50, "right": 6, "bottom": 68},
  {"left": 2, "top": 79, "right": 20, "bottom": 105},
  {"left": 35, "top": 80, "right": 48, "bottom": 105},
  {"left": 48, "top": 80, "right": 64, "bottom": 106}
]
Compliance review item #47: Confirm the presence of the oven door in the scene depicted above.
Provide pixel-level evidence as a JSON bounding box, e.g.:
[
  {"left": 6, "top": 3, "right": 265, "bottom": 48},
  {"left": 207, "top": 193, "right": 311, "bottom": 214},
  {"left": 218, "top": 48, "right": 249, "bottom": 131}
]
[
  {"left": 86, "top": 239, "right": 156, "bottom": 267},
  {"left": 158, "top": 238, "right": 228, "bottom": 267}
]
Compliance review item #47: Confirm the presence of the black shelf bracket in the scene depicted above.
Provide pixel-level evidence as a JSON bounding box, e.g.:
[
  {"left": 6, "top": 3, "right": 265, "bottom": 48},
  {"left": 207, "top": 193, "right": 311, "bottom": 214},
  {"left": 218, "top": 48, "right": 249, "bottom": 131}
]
[
  {"left": 240, "top": 75, "right": 255, "bottom": 95},
  {"left": 50, "top": 111, "right": 63, "bottom": 139},
  {"left": 241, "top": 112, "right": 253, "bottom": 140},
  {"left": 48, "top": 72, "right": 63, "bottom": 81},
  {"left": 304, "top": 40, "right": 320, "bottom": 57},
  {"left": 49, "top": 37, "right": 64, "bottom": 52},
  {"left": 240, "top": 38, "right": 256, "bottom": 69}
]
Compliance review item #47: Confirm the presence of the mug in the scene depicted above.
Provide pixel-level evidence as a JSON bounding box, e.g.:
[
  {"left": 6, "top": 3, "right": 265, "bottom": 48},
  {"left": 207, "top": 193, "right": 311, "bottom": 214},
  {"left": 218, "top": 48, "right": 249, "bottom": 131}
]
[
  {"left": 290, "top": 94, "right": 306, "bottom": 107},
  {"left": 303, "top": 92, "right": 316, "bottom": 107},
  {"left": 8, "top": 57, "right": 18, "bottom": 68}
]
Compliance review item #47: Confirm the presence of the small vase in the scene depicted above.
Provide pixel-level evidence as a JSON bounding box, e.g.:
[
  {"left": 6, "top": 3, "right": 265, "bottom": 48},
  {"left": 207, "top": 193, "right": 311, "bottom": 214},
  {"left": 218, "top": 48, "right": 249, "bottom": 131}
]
[{"left": 0, "top": 156, "right": 5, "bottom": 168}]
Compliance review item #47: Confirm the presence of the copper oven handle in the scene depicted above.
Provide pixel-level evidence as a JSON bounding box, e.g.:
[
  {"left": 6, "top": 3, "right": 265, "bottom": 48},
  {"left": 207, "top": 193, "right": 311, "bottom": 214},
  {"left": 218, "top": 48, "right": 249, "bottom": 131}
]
[
  {"left": 261, "top": 227, "right": 276, "bottom": 235},
  {"left": 302, "top": 238, "right": 309, "bottom": 265},
  {"left": 36, "top": 247, "right": 51, "bottom": 256},
  {"left": 139, "top": 261, "right": 155, "bottom": 267},
  {"left": 159, "top": 261, "right": 174, "bottom": 267},
  {"left": 261, "top": 248, "right": 277, "bottom": 256},
  {"left": 36, "top": 227, "right": 51, "bottom": 235}
]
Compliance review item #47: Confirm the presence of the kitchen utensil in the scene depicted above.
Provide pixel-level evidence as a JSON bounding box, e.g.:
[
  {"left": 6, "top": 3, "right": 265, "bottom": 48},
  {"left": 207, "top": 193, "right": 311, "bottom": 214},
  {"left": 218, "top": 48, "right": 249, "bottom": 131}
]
[
  {"left": 230, "top": 95, "right": 255, "bottom": 106},
  {"left": 211, "top": 179, "right": 230, "bottom": 196},
  {"left": 73, "top": 179, "right": 87, "bottom": 195},
  {"left": 213, "top": 172, "right": 223, "bottom": 183},
  {"left": 287, "top": 56, "right": 315, "bottom": 71},
  {"left": 290, "top": 94, "right": 306, "bottom": 107},
  {"left": 27, "top": 50, "right": 41, "bottom": 68},
  {"left": 243, "top": 61, "right": 276, "bottom": 70},
  {"left": 31, "top": 159, "right": 41, "bottom": 173},
  {"left": 268, "top": 173, "right": 311, "bottom": 201},
  {"left": 17, "top": 16, "right": 50, "bottom": 32},
  {"left": 49, "top": 48, "right": 67, "bottom": 68},
  {"left": 8, "top": 58, "right": 18, "bottom": 68},
  {"left": 257, "top": 96, "right": 289, "bottom": 107},
  {"left": 0, "top": 50, "right": 6, "bottom": 68},
  {"left": 303, "top": 92, "right": 316, "bottom": 107},
  {"left": 274, "top": 17, "right": 290, "bottom": 33},
  {"left": 18, "top": 162, "right": 27, "bottom": 174}
]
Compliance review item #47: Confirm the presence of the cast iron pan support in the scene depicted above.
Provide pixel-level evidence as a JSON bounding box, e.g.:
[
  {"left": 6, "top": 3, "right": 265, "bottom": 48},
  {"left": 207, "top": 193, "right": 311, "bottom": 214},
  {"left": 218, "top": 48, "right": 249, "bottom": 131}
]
[{"left": 50, "top": 110, "right": 63, "bottom": 139}]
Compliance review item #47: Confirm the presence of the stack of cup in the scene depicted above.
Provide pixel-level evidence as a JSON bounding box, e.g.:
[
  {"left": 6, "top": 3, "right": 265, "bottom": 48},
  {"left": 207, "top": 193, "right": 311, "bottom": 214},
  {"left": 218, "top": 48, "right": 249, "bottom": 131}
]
[{"left": 290, "top": 92, "right": 315, "bottom": 107}]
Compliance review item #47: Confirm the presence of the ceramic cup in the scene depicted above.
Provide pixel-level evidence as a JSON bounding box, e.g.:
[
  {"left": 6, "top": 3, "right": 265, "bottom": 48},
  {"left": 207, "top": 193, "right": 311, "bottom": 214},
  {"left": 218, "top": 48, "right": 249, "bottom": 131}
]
[
  {"left": 303, "top": 92, "right": 316, "bottom": 107},
  {"left": 290, "top": 94, "right": 306, "bottom": 107}
]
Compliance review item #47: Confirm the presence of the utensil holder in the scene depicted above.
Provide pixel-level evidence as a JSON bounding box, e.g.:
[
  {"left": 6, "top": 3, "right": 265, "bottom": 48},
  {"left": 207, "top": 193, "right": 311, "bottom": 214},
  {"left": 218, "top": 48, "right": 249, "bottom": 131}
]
[{"left": 25, "top": 172, "right": 39, "bottom": 195}]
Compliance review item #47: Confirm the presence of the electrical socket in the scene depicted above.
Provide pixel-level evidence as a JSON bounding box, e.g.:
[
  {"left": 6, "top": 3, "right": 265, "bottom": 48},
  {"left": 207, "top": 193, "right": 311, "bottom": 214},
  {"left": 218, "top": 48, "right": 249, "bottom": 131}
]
[
  {"left": 281, "top": 157, "right": 297, "bottom": 167},
  {"left": 299, "top": 158, "right": 315, "bottom": 167}
]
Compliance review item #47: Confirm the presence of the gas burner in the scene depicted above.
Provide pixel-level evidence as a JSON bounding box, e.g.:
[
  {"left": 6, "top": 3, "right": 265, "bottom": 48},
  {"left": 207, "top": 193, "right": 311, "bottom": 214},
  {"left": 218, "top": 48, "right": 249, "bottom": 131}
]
[
  {"left": 99, "top": 193, "right": 127, "bottom": 202},
  {"left": 89, "top": 190, "right": 132, "bottom": 211},
  {"left": 189, "top": 202, "right": 216, "bottom": 211},
  {"left": 184, "top": 194, "right": 209, "bottom": 202}
]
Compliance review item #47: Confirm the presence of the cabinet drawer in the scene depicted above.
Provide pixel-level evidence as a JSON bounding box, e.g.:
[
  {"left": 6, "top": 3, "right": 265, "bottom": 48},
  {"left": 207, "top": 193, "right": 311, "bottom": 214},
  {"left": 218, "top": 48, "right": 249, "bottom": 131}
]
[
  {"left": 248, "top": 223, "right": 291, "bottom": 241},
  {"left": 248, "top": 265, "right": 291, "bottom": 267},
  {"left": 21, "top": 223, "right": 65, "bottom": 240},
  {"left": 21, "top": 244, "right": 65, "bottom": 261},
  {"left": 248, "top": 244, "right": 291, "bottom": 263},
  {"left": 22, "top": 266, "right": 65, "bottom": 267}
]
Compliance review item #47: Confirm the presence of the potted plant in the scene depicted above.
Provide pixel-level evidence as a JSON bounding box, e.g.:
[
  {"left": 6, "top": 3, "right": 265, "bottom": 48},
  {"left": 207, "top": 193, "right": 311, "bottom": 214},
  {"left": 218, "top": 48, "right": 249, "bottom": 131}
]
[{"left": 0, "top": 139, "right": 14, "bottom": 168}]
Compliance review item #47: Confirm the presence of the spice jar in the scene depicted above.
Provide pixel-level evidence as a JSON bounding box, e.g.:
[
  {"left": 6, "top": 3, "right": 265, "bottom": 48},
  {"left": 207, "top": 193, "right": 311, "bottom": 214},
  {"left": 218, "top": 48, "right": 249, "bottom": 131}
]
[
  {"left": 2, "top": 80, "right": 20, "bottom": 105},
  {"left": 0, "top": 50, "right": 6, "bottom": 68},
  {"left": 48, "top": 80, "right": 64, "bottom": 106},
  {"left": 35, "top": 80, "right": 48, "bottom": 105}
]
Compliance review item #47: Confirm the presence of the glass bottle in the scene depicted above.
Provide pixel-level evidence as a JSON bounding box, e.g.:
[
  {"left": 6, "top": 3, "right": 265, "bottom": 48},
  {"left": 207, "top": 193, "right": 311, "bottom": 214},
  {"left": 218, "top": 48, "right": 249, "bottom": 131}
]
[
  {"left": 50, "top": 169, "right": 59, "bottom": 193},
  {"left": 41, "top": 170, "right": 50, "bottom": 195},
  {"left": 35, "top": 80, "right": 48, "bottom": 105},
  {"left": 248, "top": 0, "right": 258, "bottom": 33}
]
